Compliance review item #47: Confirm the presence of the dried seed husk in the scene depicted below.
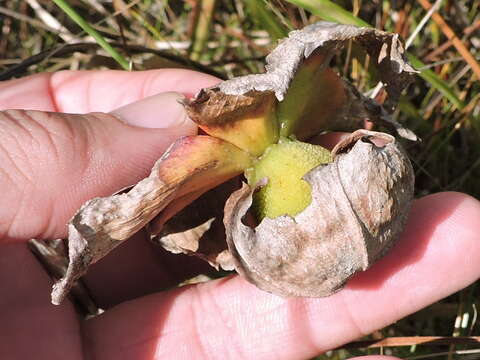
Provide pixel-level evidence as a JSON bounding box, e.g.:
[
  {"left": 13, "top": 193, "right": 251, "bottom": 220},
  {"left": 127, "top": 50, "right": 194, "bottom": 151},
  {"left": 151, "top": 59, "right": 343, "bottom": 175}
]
[{"left": 223, "top": 130, "right": 414, "bottom": 297}]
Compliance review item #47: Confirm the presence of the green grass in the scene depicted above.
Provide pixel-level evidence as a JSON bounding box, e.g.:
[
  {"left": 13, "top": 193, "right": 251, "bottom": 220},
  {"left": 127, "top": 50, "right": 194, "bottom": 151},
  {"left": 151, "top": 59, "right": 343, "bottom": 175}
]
[
  {"left": 1, "top": 1, "right": 479, "bottom": 359},
  {"left": 52, "top": 0, "right": 130, "bottom": 70}
]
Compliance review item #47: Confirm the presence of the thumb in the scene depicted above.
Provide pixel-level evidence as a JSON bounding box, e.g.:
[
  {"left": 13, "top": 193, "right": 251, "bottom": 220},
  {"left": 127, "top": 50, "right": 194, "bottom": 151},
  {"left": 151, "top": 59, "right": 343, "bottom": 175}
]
[{"left": 0, "top": 92, "right": 196, "bottom": 242}]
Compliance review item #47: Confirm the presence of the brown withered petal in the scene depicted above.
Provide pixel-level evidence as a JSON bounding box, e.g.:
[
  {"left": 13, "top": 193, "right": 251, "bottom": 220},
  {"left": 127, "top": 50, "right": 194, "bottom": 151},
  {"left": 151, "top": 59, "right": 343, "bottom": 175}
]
[
  {"left": 51, "top": 136, "right": 252, "bottom": 305},
  {"left": 149, "top": 178, "right": 241, "bottom": 271},
  {"left": 29, "top": 239, "right": 100, "bottom": 316},
  {"left": 219, "top": 22, "right": 415, "bottom": 104},
  {"left": 184, "top": 89, "right": 279, "bottom": 156},
  {"left": 186, "top": 21, "right": 417, "bottom": 141},
  {"left": 223, "top": 130, "right": 414, "bottom": 297}
]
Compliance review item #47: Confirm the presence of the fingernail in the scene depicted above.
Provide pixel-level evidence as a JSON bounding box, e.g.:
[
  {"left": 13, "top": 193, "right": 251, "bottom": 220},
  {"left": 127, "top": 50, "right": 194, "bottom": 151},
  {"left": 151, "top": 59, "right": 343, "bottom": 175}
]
[{"left": 111, "top": 92, "right": 197, "bottom": 132}]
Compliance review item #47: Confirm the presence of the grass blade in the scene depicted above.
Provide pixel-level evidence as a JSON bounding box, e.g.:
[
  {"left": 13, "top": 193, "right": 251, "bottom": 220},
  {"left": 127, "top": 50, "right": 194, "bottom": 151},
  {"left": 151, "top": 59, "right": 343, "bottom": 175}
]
[
  {"left": 52, "top": 0, "right": 130, "bottom": 70},
  {"left": 417, "top": 0, "right": 480, "bottom": 80},
  {"left": 285, "top": 0, "right": 369, "bottom": 26},
  {"left": 245, "top": 0, "right": 288, "bottom": 40},
  {"left": 190, "top": 0, "right": 217, "bottom": 61},
  {"left": 408, "top": 55, "right": 464, "bottom": 109}
]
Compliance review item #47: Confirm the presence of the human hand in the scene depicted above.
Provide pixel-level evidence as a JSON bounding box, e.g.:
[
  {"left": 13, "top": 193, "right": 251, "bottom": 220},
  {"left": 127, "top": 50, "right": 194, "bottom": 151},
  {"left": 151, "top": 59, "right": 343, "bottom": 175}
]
[{"left": 1, "top": 69, "right": 479, "bottom": 360}]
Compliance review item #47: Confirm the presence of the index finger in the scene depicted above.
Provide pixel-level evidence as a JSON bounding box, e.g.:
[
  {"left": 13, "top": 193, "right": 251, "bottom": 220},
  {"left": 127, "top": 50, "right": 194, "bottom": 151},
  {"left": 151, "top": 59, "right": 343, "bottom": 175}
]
[{"left": 0, "top": 69, "right": 220, "bottom": 113}]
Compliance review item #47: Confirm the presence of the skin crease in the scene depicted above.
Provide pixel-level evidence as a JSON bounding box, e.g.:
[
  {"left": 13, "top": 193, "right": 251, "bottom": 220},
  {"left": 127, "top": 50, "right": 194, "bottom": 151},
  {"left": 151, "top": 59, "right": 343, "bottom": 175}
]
[{"left": 0, "top": 69, "right": 479, "bottom": 360}]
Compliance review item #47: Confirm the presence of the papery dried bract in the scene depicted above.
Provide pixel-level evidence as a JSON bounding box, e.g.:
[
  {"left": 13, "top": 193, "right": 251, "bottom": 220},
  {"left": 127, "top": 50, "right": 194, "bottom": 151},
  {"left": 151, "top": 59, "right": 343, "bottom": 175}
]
[
  {"left": 224, "top": 130, "right": 414, "bottom": 297},
  {"left": 150, "top": 178, "right": 241, "bottom": 271},
  {"left": 51, "top": 136, "right": 252, "bottom": 305},
  {"left": 184, "top": 90, "right": 279, "bottom": 156},
  {"left": 186, "top": 21, "right": 418, "bottom": 141}
]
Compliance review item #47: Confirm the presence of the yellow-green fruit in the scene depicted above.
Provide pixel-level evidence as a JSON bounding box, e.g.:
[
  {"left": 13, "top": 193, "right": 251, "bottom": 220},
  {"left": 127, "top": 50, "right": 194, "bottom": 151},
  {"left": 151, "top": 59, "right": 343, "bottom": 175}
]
[{"left": 246, "top": 139, "right": 332, "bottom": 220}]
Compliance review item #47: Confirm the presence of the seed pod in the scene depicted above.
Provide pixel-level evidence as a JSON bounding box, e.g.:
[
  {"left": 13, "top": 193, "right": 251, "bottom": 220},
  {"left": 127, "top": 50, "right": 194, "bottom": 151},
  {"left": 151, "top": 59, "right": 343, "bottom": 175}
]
[{"left": 224, "top": 130, "right": 414, "bottom": 297}]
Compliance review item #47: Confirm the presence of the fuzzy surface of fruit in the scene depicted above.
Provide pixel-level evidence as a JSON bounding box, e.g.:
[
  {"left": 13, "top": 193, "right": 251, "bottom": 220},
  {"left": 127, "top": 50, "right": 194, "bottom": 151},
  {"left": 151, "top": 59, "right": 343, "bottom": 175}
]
[{"left": 245, "top": 138, "right": 332, "bottom": 220}]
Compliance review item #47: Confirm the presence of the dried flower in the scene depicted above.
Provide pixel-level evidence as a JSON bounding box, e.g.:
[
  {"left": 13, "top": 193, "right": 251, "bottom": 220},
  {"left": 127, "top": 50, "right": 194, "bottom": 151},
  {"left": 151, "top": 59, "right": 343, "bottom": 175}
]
[{"left": 51, "top": 22, "right": 417, "bottom": 305}]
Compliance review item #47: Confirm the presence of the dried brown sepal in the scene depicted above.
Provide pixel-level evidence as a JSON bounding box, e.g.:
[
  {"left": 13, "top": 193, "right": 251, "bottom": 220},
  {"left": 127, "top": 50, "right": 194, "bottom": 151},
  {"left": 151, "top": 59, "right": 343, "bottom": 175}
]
[
  {"left": 51, "top": 136, "right": 252, "bottom": 305},
  {"left": 186, "top": 21, "right": 417, "bottom": 141},
  {"left": 224, "top": 130, "right": 414, "bottom": 297},
  {"left": 149, "top": 178, "right": 241, "bottom": 270},
  {"left": 184, "top": 89, "right": 278, "bottom": 156},
  {"left": 29, "top": 239, "right": 100, "bottom": 316},
  {"left": 220, "top": 22, "right": 416, "bottom": 106}
]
